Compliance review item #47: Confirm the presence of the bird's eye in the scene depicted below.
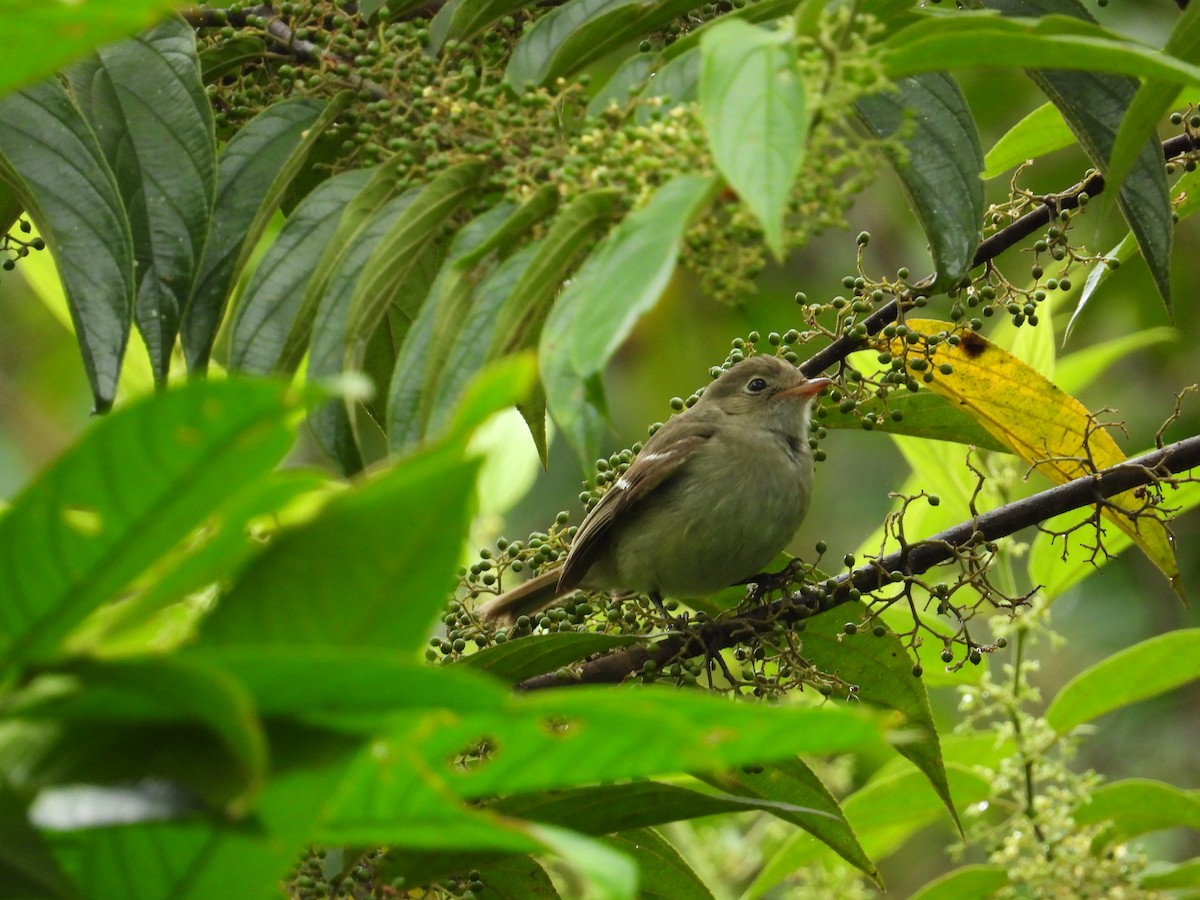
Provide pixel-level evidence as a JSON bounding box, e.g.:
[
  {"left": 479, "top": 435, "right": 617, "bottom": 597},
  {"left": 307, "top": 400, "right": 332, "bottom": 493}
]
[{"left": 746, "top": 377, "right": 768, "bottom": 393}]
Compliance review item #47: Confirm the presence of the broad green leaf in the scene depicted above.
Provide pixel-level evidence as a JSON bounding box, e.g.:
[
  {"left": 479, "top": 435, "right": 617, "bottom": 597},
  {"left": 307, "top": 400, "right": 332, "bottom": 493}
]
[
  {"left": 457, "top": 632, "right": 646, "bottom": 684},
  {"left": 1075, "top": 779, "right": 1200, "bottom": 846},
  {"left": 700, "top": 19, "right": 806, "bottom": 259},
  {"left": 983, "top": 102, "right": 1074, "bottom": 179},
  {"left": 1104, "top": 2, "right": 1200, "bottom": 217},
  {"left": 468, "top": 856, "right": 557, "bottom": 897},
  {"left": 888, "top": 320, "right": 1180, "bottom": 595},
  {"left": 746, "top": 765, "right": 991, "bottom": 898},
  {"left": 661, "top": 0, "right": 802, "bottom": 63},
  {"left": 2, "top": 0, "right": 184, "bottom": 96},
  {"left": 0, "top": 78, "right": 134, "bottom": 411},
  {"left": 541, "top": 174, "right": 718, "bottom": 467},
  {"left": 337, "top": 689, "right": 881, "bottom": 810},
  {"left": 883, "top": 13, "right": 1200, "bottom": 88},
  {"left": 306, "top": 188, "right": 421, "bottom": 474},
  {"left": 0, "top": 379, "right": 299, "bottom": 674},
  {"left": 856, "top": 73, "right": 983, "bottom": 289},
  {"left": 818, "top": 390, "right": 1009, "bottom": 452},
  {"left": 603, "top": 828, "right": 711, "bottom": 900},
  {"left": 13, "top": 656, "right": 266, "bottom": 812},
  {"left": 182, "top": 95, "right": 347, "bottom": 372},
  {"left": 429, "top": 0, "right": 537, "bottom": 50},
  {"left": 230, "top": 167, "right": 374, "bottom": 374},
  {"left": 702, "top": 758, "right": 879, "bottom": 884},
  {"left": 196, "top": 441, "right": 479, "bottom": 655},
  {"left": 1065, "top": 231, "right": 1136, "bottom": 340},
  {"left": 530, "top": 825, "right": 638, "bottom": 900},
  {"left": 68, "top": 16, "right": 216, "bottom": 382},
  {"left": 638, "top": 48, "right": 701, "bottom": 117},
  {"left": 1045, "top": 629, "right": 1200, "bottom": 733},
  {"left": 803, "top": 603, "right": 960, "bottom": 832},
  {"left": 198, "top": 35, "right": 266, "bottom": 82},
  {"left": 909, "top": 865, "right": 1009, "bottom": 900},
  {"left": 505, "top": 0, "right": 699, "bottom": 88}
]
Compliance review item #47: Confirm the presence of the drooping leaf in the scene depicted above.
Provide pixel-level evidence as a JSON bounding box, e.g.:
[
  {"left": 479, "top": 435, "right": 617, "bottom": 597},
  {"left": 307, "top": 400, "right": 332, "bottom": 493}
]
[
  {"left": 0, "top": 379, "right": 300, "bottom": 675},
  {"left": 856, "top": 73, "right": 983, "bottom": 288},
  {"left": 1045, "top": 629, "right": 1200, "bottom": 734},
  {"left": 430, "top": 0, "right": 540, "bottom": 51},
  {"left": 818, "top": 390, "right": 1009, "bottom": 452},
  {"left": 456, "top": 632, "right": 646, "bottom": 684},
  {"left": 230, "top": 167, "right": 374, "bottom": 374},
  {"left": 67, "top": 16, "right": 217, "bottom": 382},
  {"left": 0, "top": 78, "right": 134, "bottom": 411},
  {"left": 908, "top": 865, "right": 1009, "bottom": 900},
  {"left": 699, "top": 18, "right": 807, "bottom": 258},
  {"left": 602, "top": 828, "right": 712, "bottom": 900},
  {"left": 1074, "top": 779, "right": 1200, "bottom": 847},
  {"left": 182, "top": 94, "right": 348, "bottom": 372},
  {"left": 886, "top": 320, "right": 1181, "bottom": 596}
]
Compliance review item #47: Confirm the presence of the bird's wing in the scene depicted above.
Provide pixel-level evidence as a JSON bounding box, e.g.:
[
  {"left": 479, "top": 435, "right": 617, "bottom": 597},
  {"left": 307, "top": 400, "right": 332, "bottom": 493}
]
[{"left": 557, "top": 428, "right": 713, "bottom": 593}]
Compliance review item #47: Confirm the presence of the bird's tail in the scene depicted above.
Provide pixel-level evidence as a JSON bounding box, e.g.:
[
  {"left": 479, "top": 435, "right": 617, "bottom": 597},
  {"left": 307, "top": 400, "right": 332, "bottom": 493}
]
[{"left": 474, "top": 568, "right": 565, "bottom": 623}]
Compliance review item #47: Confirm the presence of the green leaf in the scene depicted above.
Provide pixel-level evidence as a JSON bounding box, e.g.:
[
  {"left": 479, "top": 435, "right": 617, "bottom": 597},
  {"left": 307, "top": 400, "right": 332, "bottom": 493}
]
[
  {"left": 983, "top": 102, "right": 1074, "bottom": 179},
  {"left": 541, "top": 174, "right": 718, "bottom": 468},
  {"left": 702, "top": 758, "right": 879, "bottom": 884},
  {"left": 1075, "top": 779, "right": 1200, "bottom": 846},
  {"left": 909, "top": 865, "right": 1009, "bottom": 900},
  {"left": 746, "top": 765, "right": 991, "bottom": 898},
  {"left": 429, "top": 0, "right": 537, "bottom": 50},
  {"left": 0, "top": 378, "right": 299, "bottom": 675},
  {"left": 466, "top": 856, "right": 558, "bottom": 898},
  {"left": 603, "top": 828, "right": 712, "bottom": 900},
  {"left": 182, "top": 95, "right": 347, "bottom": 372},
  {"left": 638, "top": 48, "right": 701, "bottom": 117},
  {"left": 699, "top": 19, "right": 806, "bottom": 259},
  {"left": 198, "top": 35, "right": 267, "bottom": 82},
  {"left": 1104, "top": 2, "right": 1200, "bottom": 216},
  {"left": 856, "top": 73, "right": 982, "bottom": 288},
  {"left": 1055, "top": 327, "right": 1177, "bottom": 396},
  {"left": 196, "top": 440, "right": 479, "bottom": 655},
  {"left": 1045, "top": 629, "right": 1200, "bottom": 733},
  {"left": 230, "top": 167, "right": 374, "bottom": 374},
  {"left": 505, "top": 0, "right": 699, "bottom": 88},
  {"left": 661, "top": 0, "right": 802, "bottom": 63},
  {"left": 529, "top": 825, "right": 638, "bottom": 900},
  {"left": 13, "top": 656, "right": 267, "bottom": 812},
  {"left": 67, "top": 16, "right": 217, "bottom": 382},
  {"left": 1, "top": 0, "right": 184, "bottom": 97},
  {"left": 1065, "top": 231, "right": 1136, "bottom": 340},
  {"left": 0, "top": 78, "right": 134, "bottom": 411},
  {"left": 802, "top": 603, "right": 961, "bottom": 833},
  {"left": 587, "top": 53, "right": 655, "bottom": 117},
  {"left": 883, "top": 13, "right": 1200, "bottom": 87},
  {"left": 457, "top": 632, "right": 646, "bottom": 684},
  {"left": 818, "top": 391, "right": 1010, "bottom": 452},
  {"left": 1141, "top": 858, "right": 1200, "bottom": 890}
]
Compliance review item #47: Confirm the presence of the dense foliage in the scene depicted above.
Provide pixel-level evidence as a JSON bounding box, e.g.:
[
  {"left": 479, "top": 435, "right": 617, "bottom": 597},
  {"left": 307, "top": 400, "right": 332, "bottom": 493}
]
[{"left": 0, "top": 0, "right": 1198, "bottom": 898}]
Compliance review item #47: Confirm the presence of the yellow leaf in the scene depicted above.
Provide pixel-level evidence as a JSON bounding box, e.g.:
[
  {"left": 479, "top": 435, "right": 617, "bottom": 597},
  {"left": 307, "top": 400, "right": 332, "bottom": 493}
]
[{"left": 887, "top": 320, "right": 1181, "bottom": 596}]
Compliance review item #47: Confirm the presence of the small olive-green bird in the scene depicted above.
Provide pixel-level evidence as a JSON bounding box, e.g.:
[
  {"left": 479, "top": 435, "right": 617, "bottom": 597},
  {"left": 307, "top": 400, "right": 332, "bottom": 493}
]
[{"left": 477, "top": 355, "right": 831, "bottom": 622}]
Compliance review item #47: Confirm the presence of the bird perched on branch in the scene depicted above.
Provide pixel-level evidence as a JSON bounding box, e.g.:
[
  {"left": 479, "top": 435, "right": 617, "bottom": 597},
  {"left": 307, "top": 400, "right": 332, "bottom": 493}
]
[{"left": 477, "top": 354, "right": 832, "bottom": 623}]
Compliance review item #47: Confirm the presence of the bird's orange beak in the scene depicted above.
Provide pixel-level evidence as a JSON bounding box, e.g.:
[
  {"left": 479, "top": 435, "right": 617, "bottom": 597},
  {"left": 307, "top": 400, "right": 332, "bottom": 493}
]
[{"left": 776, "top": 377, "right": 832, "bottom": 400}]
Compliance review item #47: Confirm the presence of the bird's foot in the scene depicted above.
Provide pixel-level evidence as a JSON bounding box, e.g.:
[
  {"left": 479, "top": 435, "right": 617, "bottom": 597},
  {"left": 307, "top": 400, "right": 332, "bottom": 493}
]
[{"left": 741, "top": 559, "right": 805, "bottom": 604}]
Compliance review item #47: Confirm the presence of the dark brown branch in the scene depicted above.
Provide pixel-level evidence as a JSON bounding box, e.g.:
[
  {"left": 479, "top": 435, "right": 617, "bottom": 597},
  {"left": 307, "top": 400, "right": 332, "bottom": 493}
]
[
  {"left": 801, "top": 132, "right": 1200, "bottom": 382},
  {"left": 518, "top": 434, "right": 1200, "bottom": 690}
]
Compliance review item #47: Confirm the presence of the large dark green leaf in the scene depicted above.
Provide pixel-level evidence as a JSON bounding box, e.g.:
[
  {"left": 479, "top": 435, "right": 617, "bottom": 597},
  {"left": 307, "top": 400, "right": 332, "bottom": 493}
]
[
  {"left": 506, "top": 0, "right": 699, "bottom": 88},
  {"left": 182, "top": 94, "right": 348, "bottom": 372},
  {"left": 230, "top": 167, "right": 374, "bottom": 374},
  {"left": 457, "top": 632, "right": 645, "bottom": 684},
  {"left": 67, "top": 16, "right": 216, "bottom": 382},
  {"left": 429, "top": 0, "right": 538, "bottom": 51},
  {"left": 0, "top": 379, "right": 299, "bottom": 675},
  {"left": 857, "top": 73, "right": 982, "bottom": 289},
  {"left": 700, "top": 19, "right": 807, "bottom": 258},
  {"left": 0, "top": 783, "right": 77, "bottom": 900},
  {"left": 195, "top": 438, "right": 480, "bottom": 655},
  {"left": 0, "top": 78, "right": 134, "bottom": 411},
  {"left": 983, "top": 0, "right": 1173, "bottom": 314},
  {"left": 603, "top": 828, "right": 713, "bottom": 900}
]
